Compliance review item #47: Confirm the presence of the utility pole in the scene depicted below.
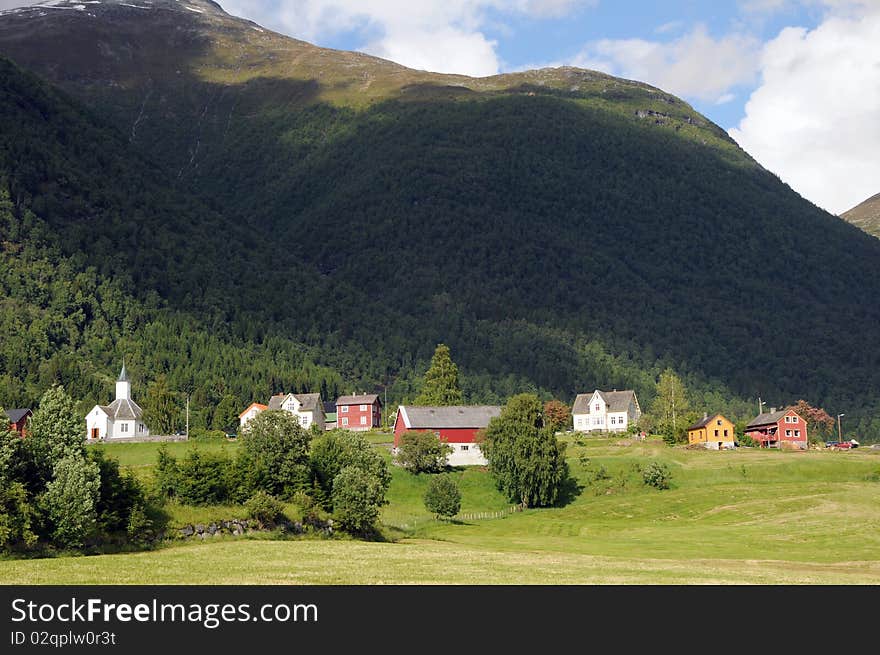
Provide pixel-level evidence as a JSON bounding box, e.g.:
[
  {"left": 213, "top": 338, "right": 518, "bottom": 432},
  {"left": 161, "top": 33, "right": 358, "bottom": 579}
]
[
  {"left": 186, "top": 395, "right": 190, "bottom": 439},
  {"left": 837, "top": 413, "right": 845, "bottom": 442}
]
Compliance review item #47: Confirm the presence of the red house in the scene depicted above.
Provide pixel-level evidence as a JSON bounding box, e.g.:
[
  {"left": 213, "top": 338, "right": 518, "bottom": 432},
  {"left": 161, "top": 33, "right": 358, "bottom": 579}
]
[
  {"left": 336, "top": 394, "right": 382, "bottom": 431},
  {"left": 394, "top": 405, "right": 502, "bottom": 466},
  {"left": 746, "top": 407, "right": 808, "bottom": 449},
  {"left": 4, "top": 408, "right": 32, "bottom": 437}
]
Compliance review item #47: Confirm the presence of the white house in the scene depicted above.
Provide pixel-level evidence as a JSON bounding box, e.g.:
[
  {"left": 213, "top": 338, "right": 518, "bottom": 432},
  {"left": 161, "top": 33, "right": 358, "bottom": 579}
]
[
  {"left": 263, "top": 392, "right": 324, "bottom": 429},
  {"left": 572, "top": 389, "right": 641, "bottom": 433},
  {"left": 238, "top": 402, "right": 268, "bottom": 428},
  {"left": 85, "top": 363, "right": 149, "bottom": 440}
]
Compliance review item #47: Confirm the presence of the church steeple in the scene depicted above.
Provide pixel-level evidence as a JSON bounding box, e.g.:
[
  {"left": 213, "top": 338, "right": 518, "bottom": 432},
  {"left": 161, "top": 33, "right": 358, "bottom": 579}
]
[{"left": 116, "top": 359, "right": 131, "bottom": 401}]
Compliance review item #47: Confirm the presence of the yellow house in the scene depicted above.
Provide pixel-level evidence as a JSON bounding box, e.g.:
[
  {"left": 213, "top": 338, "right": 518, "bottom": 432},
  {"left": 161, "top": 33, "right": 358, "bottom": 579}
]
[{"left": 687, "top": 413, "right": 735, "bottom": 450}]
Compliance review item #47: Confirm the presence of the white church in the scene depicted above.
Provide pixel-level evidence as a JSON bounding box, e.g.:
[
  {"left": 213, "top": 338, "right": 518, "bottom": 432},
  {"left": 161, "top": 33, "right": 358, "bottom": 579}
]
[{"left": 85, "top": 363, "right": 149, "bottom": 440}]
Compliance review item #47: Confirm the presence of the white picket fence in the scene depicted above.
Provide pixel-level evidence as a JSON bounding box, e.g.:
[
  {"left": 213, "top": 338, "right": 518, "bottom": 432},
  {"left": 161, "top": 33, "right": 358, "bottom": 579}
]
[{"left": 385, "top": 505, "right": 523, "bottom": 532}]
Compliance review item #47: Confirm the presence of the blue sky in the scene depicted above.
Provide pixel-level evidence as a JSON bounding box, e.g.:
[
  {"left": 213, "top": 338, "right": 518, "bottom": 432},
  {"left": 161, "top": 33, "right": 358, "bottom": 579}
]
[{"left": 3, "top": 0, "right": 878, "bottom": 214}]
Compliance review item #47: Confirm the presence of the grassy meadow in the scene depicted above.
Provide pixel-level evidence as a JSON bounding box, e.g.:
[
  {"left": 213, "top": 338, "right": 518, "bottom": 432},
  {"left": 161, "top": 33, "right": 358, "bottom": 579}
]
[{"left": 3, "top": 434, "right": 880, "bottom": 584}]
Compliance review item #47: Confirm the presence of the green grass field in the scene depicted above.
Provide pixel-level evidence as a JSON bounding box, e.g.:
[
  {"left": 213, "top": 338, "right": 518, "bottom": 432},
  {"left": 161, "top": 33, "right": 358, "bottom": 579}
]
[{"left": 3, "top": 437, "right": 880, "bottom": 584}]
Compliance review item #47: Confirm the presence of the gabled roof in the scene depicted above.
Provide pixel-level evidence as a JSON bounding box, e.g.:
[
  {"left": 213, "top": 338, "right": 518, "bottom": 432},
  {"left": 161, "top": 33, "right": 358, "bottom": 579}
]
[
  {"left": 238, "top": 402, "right": 267, "bottom": 418},
  {"left": 337, "top": 394, "right": 381, "bottom": 406},
  {"left": 572, "top": 390, "right": 639, "bottom": 415},
  {"left": 687, "top": 413, "right": 727, "bottom": 431},
  {"left": 747, "top": 409, "right": 795, "bottom": 428},
  {"left": 267, "top": 393, "right": 322, "bottom": 412},
  {"left": 294, "top": 393, "right": 321, "bottom": 412},
  {"left": 106, "top": 398, "right": 143, "bottom": 421},
  {"left": 4, "top": 408, "right": 32, "bottom": 424},
  {"left": 398, "top": 405, "right": 501, "bottom": 430}
]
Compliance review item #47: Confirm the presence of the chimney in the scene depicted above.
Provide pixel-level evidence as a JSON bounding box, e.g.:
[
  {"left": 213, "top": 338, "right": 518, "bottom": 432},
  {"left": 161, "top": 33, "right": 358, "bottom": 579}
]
[
  {"left": 703, "top": 412, "right": 708, "bottom": 420},
  {"left": 770, "top": 407, "right": 776, "bottom": 413}
]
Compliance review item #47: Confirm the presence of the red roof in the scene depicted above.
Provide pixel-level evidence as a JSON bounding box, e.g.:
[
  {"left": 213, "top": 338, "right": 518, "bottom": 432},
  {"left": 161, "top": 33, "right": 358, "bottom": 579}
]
[{"left": 238, "top": 402, "right": 267, "bottom": 418}]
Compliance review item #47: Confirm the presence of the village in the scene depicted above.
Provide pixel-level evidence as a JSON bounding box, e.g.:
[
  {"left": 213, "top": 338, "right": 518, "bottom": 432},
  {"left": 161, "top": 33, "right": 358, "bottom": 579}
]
[{"left": 4, "top": 360, "right": 860, "bottom": 467}]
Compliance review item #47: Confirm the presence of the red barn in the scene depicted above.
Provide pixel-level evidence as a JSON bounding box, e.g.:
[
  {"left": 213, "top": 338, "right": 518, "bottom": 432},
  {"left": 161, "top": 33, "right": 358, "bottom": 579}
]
[
  {"left": 4, "top": 408, "right": 32, "bottom": 437},
  {"left": 394, "top": 405, "right": 502, "bottom": 466},
  {"left": 746, "top": 407, "right": 808, "bottom": 449},
  {"left": 336, "top": 394, "right": 382, "bottom": 431}
]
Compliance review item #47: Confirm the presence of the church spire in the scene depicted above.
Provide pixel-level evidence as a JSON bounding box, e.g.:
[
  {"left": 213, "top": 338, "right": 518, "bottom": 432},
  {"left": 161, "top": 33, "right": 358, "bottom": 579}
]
[
  {"left": 118, "top": 358, "right": 128, "bottom": 382},
  {"left": 116, "top": 359, "right": 131, "bottom": 401}
]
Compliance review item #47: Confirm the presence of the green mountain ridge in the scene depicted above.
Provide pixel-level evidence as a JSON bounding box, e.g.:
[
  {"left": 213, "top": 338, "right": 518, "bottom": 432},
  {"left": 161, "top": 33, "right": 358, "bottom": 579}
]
[{"left": 1, "top": 1, "right": 879, "bottom": 439}]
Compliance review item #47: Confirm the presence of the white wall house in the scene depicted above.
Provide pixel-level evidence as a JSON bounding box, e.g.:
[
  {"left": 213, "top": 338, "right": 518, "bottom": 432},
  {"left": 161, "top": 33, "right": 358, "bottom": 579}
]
[
  {"left": 238, "top": 402, "right": 268, "bottom": 428},
  {"left": 267, "top": 392, "right": 324, "bottom": 429},
  {"left": 572, "top": 389, "right": 641, "bottom": 433},
  {"left": 85, "top": 363, "right": 149, "bottom": 440}
]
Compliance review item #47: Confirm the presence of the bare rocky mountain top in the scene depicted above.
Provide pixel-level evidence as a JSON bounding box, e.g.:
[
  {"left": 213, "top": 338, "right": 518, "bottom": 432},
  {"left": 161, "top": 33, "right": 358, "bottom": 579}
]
[{"left": 842, "top": 192, "right": 880, "bottom": 239}]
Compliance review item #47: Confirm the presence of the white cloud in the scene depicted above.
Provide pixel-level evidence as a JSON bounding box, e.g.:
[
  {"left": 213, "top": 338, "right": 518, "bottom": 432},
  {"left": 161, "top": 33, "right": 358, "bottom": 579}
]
[
  {"left": 222, "top": 0, "right": 596, "bottom": 76},
  {"left": 568, "top": 25, "right": 760, "bottom": 103},
  {"left": 729, "top": 6, "right": 880, "bottom": 214}
]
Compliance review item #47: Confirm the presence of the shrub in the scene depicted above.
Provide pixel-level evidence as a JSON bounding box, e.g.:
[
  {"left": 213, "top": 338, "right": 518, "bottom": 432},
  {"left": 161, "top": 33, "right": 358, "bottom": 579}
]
[
  {"left": 154, "top": 446, "right": 179, "bottom": 498},
  {"left": 245, "top": 491, "right": 286, "bottom": 526},
  {"left": 424, "top": 476, "right": 461, "bottom": 519},
  {"left": 331, "top": 466, "right": 385, "bottom": 534},
  {"left": 642, "top": 462, "right": 672, "bottom": 490},
  {"left": 41, "top": 454, "right": 101, "bottom": 548},
  {"left": 175, "top": 451, "right": 231, "bottom": 505},
  {"left": 188, "top": 428, "right": 227, "bottom": 441},
  {"left": 236, "top": 410, "right": 310, "bottom": 499},
  {"left": 395, "top": 431, "right": 452, "bottom": 474},
  {"left": 310, "top": 430, "right": 390, "bottom": 508}
]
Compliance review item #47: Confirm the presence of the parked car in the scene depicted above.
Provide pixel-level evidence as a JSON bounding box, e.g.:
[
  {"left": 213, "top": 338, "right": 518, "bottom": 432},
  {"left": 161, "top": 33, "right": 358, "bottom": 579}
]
[{"left": 825, "top": 441, "right": 839, "bottom": 448}]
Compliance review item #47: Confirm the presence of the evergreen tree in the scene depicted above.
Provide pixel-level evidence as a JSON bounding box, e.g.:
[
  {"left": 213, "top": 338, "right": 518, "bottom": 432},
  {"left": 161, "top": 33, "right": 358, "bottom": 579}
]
[
  {"left": 142, "top": 375, "right": 180, "bottom": 435},
  {"left": 212, "top": 394, "right": 239, "bottom": 432},
  {"left": 415, "top": 344, "right": 463, "bottom": 406},
  {"left": 41, "top": 453, "right": 101, "bottom": 549}
]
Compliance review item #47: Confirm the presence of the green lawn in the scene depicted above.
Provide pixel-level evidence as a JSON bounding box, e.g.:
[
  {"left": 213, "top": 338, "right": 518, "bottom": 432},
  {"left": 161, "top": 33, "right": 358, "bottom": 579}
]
[{"left": 3, "top": 438, "right": 879, "bottom": 584}]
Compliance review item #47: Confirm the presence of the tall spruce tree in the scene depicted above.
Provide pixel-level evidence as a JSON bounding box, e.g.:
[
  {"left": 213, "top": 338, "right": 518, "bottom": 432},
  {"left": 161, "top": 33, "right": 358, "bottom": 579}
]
[{"left": 415, "top": 344, "right": 463, "bottom": 406}]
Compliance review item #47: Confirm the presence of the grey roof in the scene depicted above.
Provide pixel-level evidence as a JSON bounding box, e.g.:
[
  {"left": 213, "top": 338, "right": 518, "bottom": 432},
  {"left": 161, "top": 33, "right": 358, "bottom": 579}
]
[
  {"left": 267, "top": 393, "right": 322, "bottom": 412},
  {"left": 106, "top": 398, "right": 143, "bottom": 421},
  {"left": 118, "top": 362, "right": 128, "bottom": 382},
  {"left": 572, "top": 390, "right": 639, "bottom": 415},
  {"left": 747, "top": 409, "right": 790, "bottom": 428},
  {"left": 400, "top": 405, "right": 501, "bottom": 429},
  {"left": 337, "top": 394, "right": 381, "bottom": 406},
  {"left": 4, "top": 408, "right": 32, "bottom": 424},
  {"left": 294, "top": 393, "right": 321, "bottom": 412}
]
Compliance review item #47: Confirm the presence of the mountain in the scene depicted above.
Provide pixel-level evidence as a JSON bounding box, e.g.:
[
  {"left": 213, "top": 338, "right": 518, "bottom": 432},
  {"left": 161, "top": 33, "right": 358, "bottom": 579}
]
[
  {"left": 842, "top": 193, "right": 880, "bottom": 239},
  {"left": 1, "top": 0, "right": 880, "bottom": 440}
]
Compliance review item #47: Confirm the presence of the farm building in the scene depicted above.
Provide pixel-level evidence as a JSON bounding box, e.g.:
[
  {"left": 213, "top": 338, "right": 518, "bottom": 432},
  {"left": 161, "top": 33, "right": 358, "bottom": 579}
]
[
  {"left": 336, "top": 394, "right": 382, "bottom": 431},
  {"left": 572, "top": 389, "right": 641, "bottom": 433},
  {"left": 687, "top": 413, "right": 735, "bottom": 450},
  {"left": 746, "top": 408, "right": 808, "bottom": 449},
  {"left": 85, "top": 363, "right": 149, "bottom": 440},
  {"left": 393, "top": 405, "right": 502, "bottom": 466},
  {"left": 4, "top": 408, "right": 32, "bottom": 436}
]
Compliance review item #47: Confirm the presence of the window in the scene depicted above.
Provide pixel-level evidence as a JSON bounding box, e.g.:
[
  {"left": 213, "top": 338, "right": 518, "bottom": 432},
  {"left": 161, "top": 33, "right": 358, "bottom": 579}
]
[
  {"left": 595, "top": 404, "right": 600, "bottom": 412},
  {"left": 785, "top": 429, "right": 792, "bottom": 437},
  {"left": 794, "top": 430, "right": 801, "bottom": 437},
  {"left": 717, "top": 420, "right": 722, "bottom": 426},
  {"left": 120, "top": 423, "right": 129, "bottom": 433},
  {"left": 360, "top": 404, "right": 367, "bottom": 411},
  {"left": 724, "top": 429, "right": 729, "bottom": 437},
  {"left": 341, "top": 406, "right": 349, "bottom": 413},
  {"left": 342, "top": 417, "right": 349, "bottom": 426},
  {"left": 360, "top": 416, "right": 367, "bottom": 425},
  {"left": 610, "top": 416, "right": 616, "bottom": 425},
  {"left": 461, "top": 445, "right": 469, "bottom": 451},
  {"left": 300, "top": 416, "right": 308, "bottom": 426},
  {"left": 714, "top": 430, "right": 719, "bottom": 437}
]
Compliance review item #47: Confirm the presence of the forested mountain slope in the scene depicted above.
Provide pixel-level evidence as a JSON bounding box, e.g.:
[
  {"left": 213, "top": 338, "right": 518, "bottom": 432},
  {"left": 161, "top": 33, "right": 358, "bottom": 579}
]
[{"left": 1, "top": 1, "right": 879, "bottom": 438}]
